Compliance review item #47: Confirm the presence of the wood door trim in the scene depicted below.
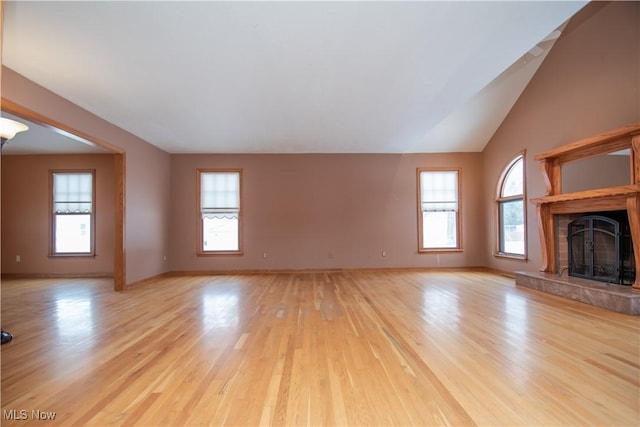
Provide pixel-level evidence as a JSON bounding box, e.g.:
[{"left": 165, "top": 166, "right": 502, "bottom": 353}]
[{"left": 1, "top": 98, "right": 126, "bottom": 291}]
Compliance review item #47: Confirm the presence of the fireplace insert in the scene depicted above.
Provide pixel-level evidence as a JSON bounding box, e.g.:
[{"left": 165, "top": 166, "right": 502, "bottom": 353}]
[{"left": 568, "top": 213, "right": 636, "bottom": 285}]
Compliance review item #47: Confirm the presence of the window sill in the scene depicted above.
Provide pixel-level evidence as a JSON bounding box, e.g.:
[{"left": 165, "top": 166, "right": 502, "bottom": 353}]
[
  {"left": 418, "top": 248, "right": 463, "bottom": 254},
  {"left": 50, "top": 253, "right": 95, "bottom": 258},
  {"left": 494, "top": 252, "right": 527, "bottom": 261},
  {"left": 197, "top": 251, "right": 244, "bottom": 257}
]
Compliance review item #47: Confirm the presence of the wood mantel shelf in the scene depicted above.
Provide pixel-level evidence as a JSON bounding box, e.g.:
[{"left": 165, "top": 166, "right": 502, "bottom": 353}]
[
  {"left": 531, "top": 123, "right": 640, "bottom": 290},
  {"left": 531, "top": 184, "right": 639, "bottom": 205}
]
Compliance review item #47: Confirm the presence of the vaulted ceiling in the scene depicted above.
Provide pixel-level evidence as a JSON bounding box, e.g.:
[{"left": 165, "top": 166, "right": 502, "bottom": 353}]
[{"left": 2, "top": 1, "right": 586, "bottom": 154}]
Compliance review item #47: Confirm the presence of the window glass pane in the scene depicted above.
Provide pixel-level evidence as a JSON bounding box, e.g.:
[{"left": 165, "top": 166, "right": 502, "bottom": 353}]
[
  {"left": 422, "top": 211, "right": 457, "bottom": 248},
  {"left": 499, "top": 199, "right": 524, "bottom": 255},
  {"left": 55, "top": 214, "right": 91, "bottom": 253},
  {"left": 501, "top": 157, "right": 523, "bottom": 197},
  {"left": 203, "top": 216, "right": 239, "bottom": 251}
]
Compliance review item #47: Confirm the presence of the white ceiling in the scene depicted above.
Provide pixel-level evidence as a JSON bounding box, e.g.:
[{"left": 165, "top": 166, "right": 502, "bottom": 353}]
[
  {"left": 1, "top": 112, "right": 110, "bottom": 155},
  {"left": 1, "top": 1, "right": 586, "bottom": 154}
]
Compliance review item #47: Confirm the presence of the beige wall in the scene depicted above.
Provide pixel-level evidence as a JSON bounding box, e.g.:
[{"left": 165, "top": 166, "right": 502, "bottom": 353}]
[
  {"left": 1, "top": 154, "right": 115, "bottom": 275},
  {"left": 482, "top": 1, "right": 640, "bottom": 274},
  {"left": 1, "top": 68, "right": 172, "bottom": 285},
  {"left": 170, "top": 153, "right": 485, "bottom": 271},
  {"left": 562, "top": 154, "right": 631, "bottom": 193},
  {"left": 2, "top": 1, "right": 637, "bottom": 281}
]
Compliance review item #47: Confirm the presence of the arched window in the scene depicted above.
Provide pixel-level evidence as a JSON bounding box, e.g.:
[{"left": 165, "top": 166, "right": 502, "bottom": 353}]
[{"left": 496, "top": 154, "right": 526, "bottom": 257}]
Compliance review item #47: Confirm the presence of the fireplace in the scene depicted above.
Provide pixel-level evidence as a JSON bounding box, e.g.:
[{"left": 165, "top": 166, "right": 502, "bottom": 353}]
[
  {"left": 528, "top": 123, "right": 640, "bottom": 291},
  {"left": 516, "top": 124, "right": 640, "bottom": 314},
  {"left": 566, "top": 212, "right": 635, "bottom": 285}
]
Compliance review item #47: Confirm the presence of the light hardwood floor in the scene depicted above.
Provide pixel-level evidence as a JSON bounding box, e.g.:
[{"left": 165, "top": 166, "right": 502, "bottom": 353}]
[{"left": 1, "top": 270, "right": 638, "bottom": 426}]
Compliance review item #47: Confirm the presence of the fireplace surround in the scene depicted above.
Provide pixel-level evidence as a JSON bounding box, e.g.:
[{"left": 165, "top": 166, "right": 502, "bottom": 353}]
[
  {"left": 529, "top": 123, "right": 640, "bottom": 290},
  {"left": 516, "top": 123, "right": 640, "bottom": 314}
]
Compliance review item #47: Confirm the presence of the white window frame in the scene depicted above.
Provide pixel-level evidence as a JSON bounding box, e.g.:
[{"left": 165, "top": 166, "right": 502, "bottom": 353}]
[
  {"left": 50, "top": 170, "right": 95, "bottom": 256},
  {"left": 197, "top": 169, "right": 243, "bottom": 255},
  {"left": 495, "top": 153, "right": 527, "bottom": 259},
  {"left": 417, "top": 168, "right": 462, "bottom": 252}
]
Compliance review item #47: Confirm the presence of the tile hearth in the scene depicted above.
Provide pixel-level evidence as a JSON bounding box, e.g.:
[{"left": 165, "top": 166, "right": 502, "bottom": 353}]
[{"left": 515, "top": 271, "right": 640, "bottom": 315}]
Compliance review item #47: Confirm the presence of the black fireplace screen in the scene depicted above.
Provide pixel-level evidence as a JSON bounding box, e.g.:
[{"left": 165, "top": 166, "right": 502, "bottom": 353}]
[{"left": 568, "top": 214, "right": 636, "bottom": 285}]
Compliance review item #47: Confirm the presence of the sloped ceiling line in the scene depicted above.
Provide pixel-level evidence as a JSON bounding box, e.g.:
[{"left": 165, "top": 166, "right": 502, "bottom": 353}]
[{"left": 2, "top": 1, "right": 586, "bottom": 154}]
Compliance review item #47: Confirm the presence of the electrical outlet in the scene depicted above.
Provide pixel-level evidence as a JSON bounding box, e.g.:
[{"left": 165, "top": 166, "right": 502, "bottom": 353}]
[
  {"left": 382, "top": 250, "right": 386, "bottom": 257},
  {"left": 16, "top": 255, "right": 21, "bottom": 263},
  {"left": 262, "top": 252, "right": 268, "bottom": 259}
]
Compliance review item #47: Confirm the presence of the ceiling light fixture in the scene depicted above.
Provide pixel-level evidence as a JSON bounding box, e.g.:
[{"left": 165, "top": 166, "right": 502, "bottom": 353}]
[{"left": 0, "top": 117, "right": 29, "bottom": 149}]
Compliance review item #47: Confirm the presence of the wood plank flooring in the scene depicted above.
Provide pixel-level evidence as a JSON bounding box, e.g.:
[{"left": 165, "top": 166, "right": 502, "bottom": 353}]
[{"left": 1, "top": 270, "right": 639, "bottom": 426}]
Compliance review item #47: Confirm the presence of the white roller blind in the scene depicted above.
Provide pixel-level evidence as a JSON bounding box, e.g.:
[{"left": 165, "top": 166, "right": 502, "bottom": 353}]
[
  {"left": 53, "top": 172, "right": 93, "bottom": 213},
  {"left": 420, "top": 171, "right": 458, "bottom": 212},
  {"left": 201, "top": 172, "right": 240, "bottom": 218}
]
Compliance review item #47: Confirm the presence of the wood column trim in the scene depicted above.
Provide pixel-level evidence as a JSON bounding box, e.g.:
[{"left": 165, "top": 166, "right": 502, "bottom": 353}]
[
  {"left": 627, "top": 194, "right": 640, "bottom": 290},
  {"left": 114, "top": 153, "right": 126, "bottom": 291},
  {"left": 536, "top": 204, "right": 555, "bottom": 273},
  {"left": 539, "top": 159, "right": 561, "bottom": 196},
  {"left": 632, "top": 134, "right": 640, "bottom": 185}
]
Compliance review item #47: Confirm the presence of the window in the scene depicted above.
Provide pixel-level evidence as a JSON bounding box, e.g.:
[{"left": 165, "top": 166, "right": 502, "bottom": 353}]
[
  {"left": 496, "top": 154, "right": 526, "bottom": 257},
  {"left": 198, "top": 169, "right": 242, "bottom": 254},
  {"left": 51, "top": 171, "right": 95, "bottom": 255},
  {"left": 418, "top": 168, "right": 461, "bottom": 251}
]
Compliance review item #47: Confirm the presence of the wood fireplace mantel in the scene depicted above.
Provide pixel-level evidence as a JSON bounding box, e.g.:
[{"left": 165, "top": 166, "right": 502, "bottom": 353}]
[{"left": 530, "top": 123, "right": 640, "bottom": 290}]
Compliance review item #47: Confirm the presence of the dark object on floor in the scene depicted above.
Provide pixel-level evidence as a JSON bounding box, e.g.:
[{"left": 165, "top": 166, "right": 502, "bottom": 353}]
[{"left": 1, "top": 329, "right": 13, "bottom": 344}]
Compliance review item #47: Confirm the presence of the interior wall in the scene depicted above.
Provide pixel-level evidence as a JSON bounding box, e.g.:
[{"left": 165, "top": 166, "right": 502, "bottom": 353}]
[
  {"left": 3, "top": 2, "right": 637, "bottom": 280},
  {"left": 482, "top": 1, "right": 640, "bottom": 274},
  {"left": 1, "top": 67, "right": 172, "bottom": 285},
  {"left": 562, "top": 154, "right": 631, "bottom": 193},
  {"left": 1, "top": 154, "right": 114, "bottom": 275},
  {"left": 170, "top": 153, "right": 485, "bottom": 272}
]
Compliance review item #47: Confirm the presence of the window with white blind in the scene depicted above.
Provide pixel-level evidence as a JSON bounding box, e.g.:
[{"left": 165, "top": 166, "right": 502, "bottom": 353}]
[
  {"left": 51, "top": 171, "right": 95, "bottom": 255},
  {"left": 198, "top": 169, "right": 242, "bottom": 254},
  {"left": 418, "top": 168, "right": 461, "bottom": 251}
]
